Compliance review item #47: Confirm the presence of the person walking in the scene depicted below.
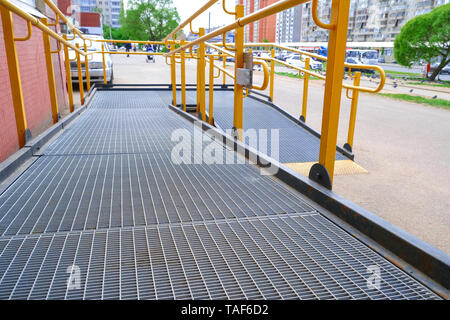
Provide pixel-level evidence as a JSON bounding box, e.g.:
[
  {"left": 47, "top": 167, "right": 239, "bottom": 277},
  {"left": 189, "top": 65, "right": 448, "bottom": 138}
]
[{"left": 125, "top": 42, "right": 132, "bottom": 57}]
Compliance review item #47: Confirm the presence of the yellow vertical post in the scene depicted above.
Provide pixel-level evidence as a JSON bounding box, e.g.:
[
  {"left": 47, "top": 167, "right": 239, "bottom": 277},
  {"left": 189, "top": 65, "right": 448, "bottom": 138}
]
[
  {"left": 270, "top": 48, "right": 275, "bottom": 102},
  {"left": 222, "top": 52, "right": 226, "bottom": 85},
  {"left": 170, "top": 42, "right": 177, "bottom": 106},
  {"left": 314, "top": 0, "right": 350, "bottom": 187},
  {"left": 198, "top": 28, "right": 206, "bottom": 122},
  {"left": 196, "top": 49, "right": 200, "bottom": 111},
  {"left": 83, "top": 42, "right": 91, "bottom": 91},
  {"left": 0, "top": 6, "right": 29, "bottom": 147},
  {"left": 101, "top": 43, "right": 107, "bottom": 84},
  {"left": 180, "top": 40, "right": 186, "bottom": 111},
  {"left": 346, "top": 72, "right": 361, "bottom": 151},
  {"left": 233, "top": 4, "right": 244, "bottom": 138},
  {"left": 63, "top": 35, "right": 74, "bottom": 112},
  {"left": 300, "top": 57, "right": 310, "bottom": 122},
  {"left": 41, "top": 18, "right": 59, "bottom": 123},
  {"left": 209, "top": 55, "right": 214, "bottom": 125},
  {"left": 75, "top": 43, "right": 84, "bottom": 105}
]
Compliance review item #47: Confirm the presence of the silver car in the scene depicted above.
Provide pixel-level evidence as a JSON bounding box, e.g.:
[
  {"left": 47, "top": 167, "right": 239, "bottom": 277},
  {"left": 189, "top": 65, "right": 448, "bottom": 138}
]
[{"left": 67, "top": 35, "right": 113, "bottom": 84}]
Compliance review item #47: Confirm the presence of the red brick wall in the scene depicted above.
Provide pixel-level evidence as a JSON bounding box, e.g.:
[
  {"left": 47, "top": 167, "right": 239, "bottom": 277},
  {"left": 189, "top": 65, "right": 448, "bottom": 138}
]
[{"left": 0, "top": 13, "right": 68, "bottom": 162}]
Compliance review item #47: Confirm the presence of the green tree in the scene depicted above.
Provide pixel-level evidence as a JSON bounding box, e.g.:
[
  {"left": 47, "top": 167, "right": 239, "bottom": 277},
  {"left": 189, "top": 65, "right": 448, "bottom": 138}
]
[
  {"left": 119, "top": 0, "right": 180, "bottom": 42},
  {"left": 394, "top": 4, "right": 450, "bottom": 81}
]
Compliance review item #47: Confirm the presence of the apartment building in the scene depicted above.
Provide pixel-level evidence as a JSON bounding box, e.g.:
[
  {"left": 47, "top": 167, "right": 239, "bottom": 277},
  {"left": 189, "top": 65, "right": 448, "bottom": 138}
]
[
  {"left": 301, "top": 0, "right": 450, "bottom": 42},
  {"left": 275, "top": 4, "right": 302, "bottom": 43},
  {"left": 243, "top": 0, "right": 278, "bottom": 42},
  {"left": 96, "top": 0, "right": 122, "bottom": 28},
  {"left": 70, "top": 0, "right": 121, "bottom": 28}
]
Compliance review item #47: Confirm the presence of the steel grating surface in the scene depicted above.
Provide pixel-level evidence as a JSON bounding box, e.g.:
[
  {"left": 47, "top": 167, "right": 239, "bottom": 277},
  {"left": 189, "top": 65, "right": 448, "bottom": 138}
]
[
  {"left": 0, "top": 90, "right": 440, "bottom": 300},
  {"left": 0, "top": 153, "right": 312, "bottom": 236},
  {"left": 158, "top": 90, "right": 197, "bottom": 106},
  {"left": 0, "top": 215, "right": 440, "bottom": 300},
  {"left": 208, "top": 90, "right": 346, "bottom": 163}
]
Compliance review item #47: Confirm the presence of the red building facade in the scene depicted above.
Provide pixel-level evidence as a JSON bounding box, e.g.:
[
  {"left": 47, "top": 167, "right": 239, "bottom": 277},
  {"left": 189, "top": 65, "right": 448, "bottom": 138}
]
[
  {"left": 244, "top": 0, "right": 278, "bottom": 43},
  {"left": 0, "top": 4, "right": 69, "bottom": 162}
]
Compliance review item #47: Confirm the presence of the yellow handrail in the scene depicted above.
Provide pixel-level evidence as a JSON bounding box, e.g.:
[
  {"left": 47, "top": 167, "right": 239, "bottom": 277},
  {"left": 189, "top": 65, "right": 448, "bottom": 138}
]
[
  {"left": 13, "top": 20, "right": 31, "bottom": 41},
  {"left": 94, "top": 39, "right": 166, "bottom": 45},
  {"left": 252, "top": 60, "right": 270, "bottom": 90},
  {"left": 242, "top": 42, "right": 386, "bottom": 94},
  {"left": 41, "top": 0, "right": 85, "bottom": 39},
  {"left": 222, "top": 0, "right": 236, "bottom": 15},
  {"left": 0, "top": 0, "right": 86, "bottom": 56},
  {"left": 312, "top": 0, "right": 335, "bottom": 30}
]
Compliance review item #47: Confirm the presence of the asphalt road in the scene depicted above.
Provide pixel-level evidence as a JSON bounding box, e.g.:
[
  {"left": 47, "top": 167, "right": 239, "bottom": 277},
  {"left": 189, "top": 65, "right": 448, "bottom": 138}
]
[{"left": 76, "top": 54, "right": 449, "bottom": 254}]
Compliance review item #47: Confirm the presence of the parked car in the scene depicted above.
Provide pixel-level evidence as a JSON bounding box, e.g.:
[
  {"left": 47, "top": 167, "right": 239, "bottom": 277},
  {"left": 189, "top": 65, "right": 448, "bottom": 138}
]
[
  {"left": 286, "top": 54, "right": 323, "bottom": 70},
  {"left": 278, "top": 50, "right": 291, "bottom": 61},
  {"left": 259, "top": 52, "right": 271, "bottom": 60},
  {"left": 429, "top": 63, "right": 450, "bottom": 75},
  {"left": 344, "top": 57, "right": 374, "bottom": 74},
  {"left": 274, "top": 52, "right": 284, "bottom": 60},
  {"left": 67, "top": 35, "right": 114, "bottom": 84}
]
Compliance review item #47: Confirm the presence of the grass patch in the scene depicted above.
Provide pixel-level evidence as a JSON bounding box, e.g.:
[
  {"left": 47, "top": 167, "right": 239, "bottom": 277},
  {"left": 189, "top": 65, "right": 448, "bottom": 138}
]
[
  {"left": 376, "top": 93, "right": 450, "bottom": 109},
  {"left": 275, "top": 71, "right": 321, "bottom": 80},
  {"left": 408, "top": 81, "right": 450, "bottom": 88},
  {"left": 385, "top": 70, "right": 420, "bottom": 77}
]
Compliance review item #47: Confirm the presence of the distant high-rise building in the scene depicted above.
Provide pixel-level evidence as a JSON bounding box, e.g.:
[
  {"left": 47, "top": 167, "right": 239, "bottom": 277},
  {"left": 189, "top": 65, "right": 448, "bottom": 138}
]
[
  {"left": 243, "top": 0, "right": 278, "bottom": 42},
  {"left": 96, "top": 0, "right": 122, "bottom": 28},
  {"left": 301, "top": 0, "right": 449, "bottom": 42},
  {"left": 275, "top": 5, "right": 302, "bottom": 43},
  {"left": 72, "top": 0, "right": 97, "bottom": 13},
  {"left": 71, "top": 0, "right": 122, "bottom": 28}
]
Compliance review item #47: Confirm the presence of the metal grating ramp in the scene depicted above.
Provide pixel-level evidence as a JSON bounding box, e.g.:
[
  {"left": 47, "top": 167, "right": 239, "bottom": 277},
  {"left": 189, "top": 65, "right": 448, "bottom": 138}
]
[
  {"left": 208, "top": 90, "right": 347, "bottom": 163},
  {"left": 0, "top": 90, "right": 440, "bottom": 300}
]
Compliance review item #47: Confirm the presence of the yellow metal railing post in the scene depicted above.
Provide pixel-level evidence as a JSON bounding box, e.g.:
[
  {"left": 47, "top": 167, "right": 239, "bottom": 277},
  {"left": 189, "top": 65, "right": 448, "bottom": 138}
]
[
  {"left": 84, "top": 41, "right": 91, "bottom": 91},
  {"left": 199, "top": 28, "right": 206, "bottom": 121},
  {"left": 180, "top": 40, "right": 186, "bottom": 111},
  {"left": 310, "top": 0, "right": 350, "bottom": 189},
  {"left": 196, "top": 48, "right": 200, "bottom": 111},
  {"left": 63, "top": 34, "right": 74, "bottom": 112},
  {"left": 75, "top": 43, "right": 84, "bottom": 105},
  {"left": 300, "top": 57, "right": 310, "bottom": 122},
  {"left": 270, "top": 48, "right": 275, "bottom": 102},
  {"left": 170, "top": 42, "right": 177, "bottom": 106},
  {"left": 222, "top": 52, "right": 226, "bottom": 86},
  {"left": 0, "top": 5, "right": 30, "bottom": 147},
  {"left": 233, "top": 4, "right": 244, "bottom": 138},
  {"left": 101, "top": 43, "right": 107, "bottom": 84},
  {"left": 209, "top": 55, "right": 214, "bottom": 125},
  {"left": 41, "top": 18, "right": 59, "bottom": 123},
  {"left": 345, "top": 71, "right": 361, "bottom": 152}
]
